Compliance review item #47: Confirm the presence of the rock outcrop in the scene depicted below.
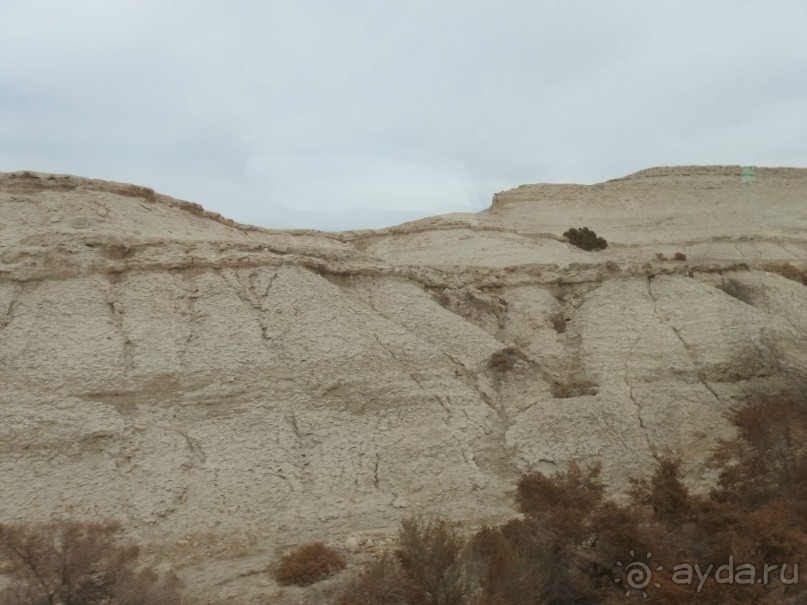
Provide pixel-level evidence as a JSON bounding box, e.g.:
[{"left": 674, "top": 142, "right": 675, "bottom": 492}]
[{"left": 1, "top": 166, "right": 805, "bottom": 599}]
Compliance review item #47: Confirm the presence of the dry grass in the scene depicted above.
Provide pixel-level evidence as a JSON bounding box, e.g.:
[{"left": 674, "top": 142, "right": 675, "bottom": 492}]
[
  {"left": 550, "top": 380, "right": 598, "bottom": 399},
  {"left": 487, "top": 346, "right": 528, "bottom": 373},
  {"left": 274, "top": 542, "right": 347, "bottom": 587}
]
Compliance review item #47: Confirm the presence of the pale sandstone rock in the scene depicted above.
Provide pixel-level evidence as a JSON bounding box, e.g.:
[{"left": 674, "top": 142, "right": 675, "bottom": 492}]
[
  {"left": 344, "top": 536, "right": 361, "bottom": 552},
  {"left": 0, "top": 166, "right": 805, "bottom": 600}
]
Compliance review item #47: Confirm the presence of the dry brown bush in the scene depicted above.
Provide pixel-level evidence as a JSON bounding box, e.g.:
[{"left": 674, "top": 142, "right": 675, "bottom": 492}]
[
  {"left": 0, "top": 520, "right": 183, "bottom": 605},
  {"left": 655, "top": 252, "right": 668, "bottom": 261},
  {"left": 396, "top": 517, "right": 474, "bottom": 605},
  {"left": 516, "top": 461, "right": 605, "bottom": 546},
  {"left": 508, "top": 397, "right": 807, "bottom": 603},
  {"left": 487, "top": 346, "right": 527, "bottom": 373},
  {"left": 468, "top": 519, "right": 562, "bottom": 605},
  {"left": 274, "top": 542, "right": 346, "bottom": 587},
  {"left": 710, "top": 396, "right": 807, "bottom": 515},
  {"left": 629, "top": 457, "right": 692, "bottom": 526},
  {"left": 333, "top": 554, "right": 425, "bottom": 605},
  {"left": 563, "top": 227, "right": 608, "bottom": 251},
  {"left": 672, "top": 251, "right": 687, "bottom": 261}
]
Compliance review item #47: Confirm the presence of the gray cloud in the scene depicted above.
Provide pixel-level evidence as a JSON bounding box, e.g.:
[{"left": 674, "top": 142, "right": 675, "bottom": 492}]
[{"left": 2, "top": 0, "right": 806, "bottom": 230}]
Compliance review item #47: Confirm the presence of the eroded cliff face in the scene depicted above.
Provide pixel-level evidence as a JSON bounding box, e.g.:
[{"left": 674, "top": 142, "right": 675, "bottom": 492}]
[{"left": 1, "top": 167, "right": 805, "bottom": 598}]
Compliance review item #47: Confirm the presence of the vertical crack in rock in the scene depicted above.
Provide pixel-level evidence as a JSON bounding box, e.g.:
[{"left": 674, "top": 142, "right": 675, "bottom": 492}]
[
  {"left": 442, "top": 352, "right": 500, "bottom": 417},
  {"left": 623, "top": 333, "right": 655, "bottom": 456},
  {"left": 441, "top": 351, "right": 520, "bottom": 483},
  {"left": 410, "top": 372, "right": 453, "bottom": 425},
  {"left": 373, "top": 453, "right": 380, "bottom": 489},
  {"left": 647, "top": 277, "right": 721, "bottom": 404},
  {"left": 288, "top": 410, "right": 303, "bottom": 442},
  {"left": 372, "top": 333, "right": 401, "bottom": 363},
  {"left": 354, "top": 285, "right": 469, "bottom": 367},
  {"left": 353, "top": 286, "right": 390, "bottom": 321},
  {"left": 174, "top": 280, "right": 201, "bottom": 372},
  {"left": 699, "top": 379, "right": 723, "bottom": 404},
  {"left": 0, "top": 284, "right": 23, "bottom": 332},
  {"left": 436, "top": 395, "right": 452, "bottom": 424},
  {"left": 220, "top": 268, "right": 278, "bottom": 344},
  {"left": 282, "top": 409, "right": 307, "bottom": 494},
  {"left": 248, "top": 267, "right": 278, "bottom": 300},
  {"left": 624, "top": 336, "right": 644, "bottom": 429},
  {"left": 177, "top": 430, "right": 206, "bottom": 467},
  {"left": 106, "top": 283, "right": 134, "bottom": 376}
]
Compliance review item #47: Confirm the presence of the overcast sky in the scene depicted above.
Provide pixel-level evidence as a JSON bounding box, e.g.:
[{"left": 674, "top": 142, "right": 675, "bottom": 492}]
[{"left": 2, "top": 1, "right": 806, "bottom": 230}]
